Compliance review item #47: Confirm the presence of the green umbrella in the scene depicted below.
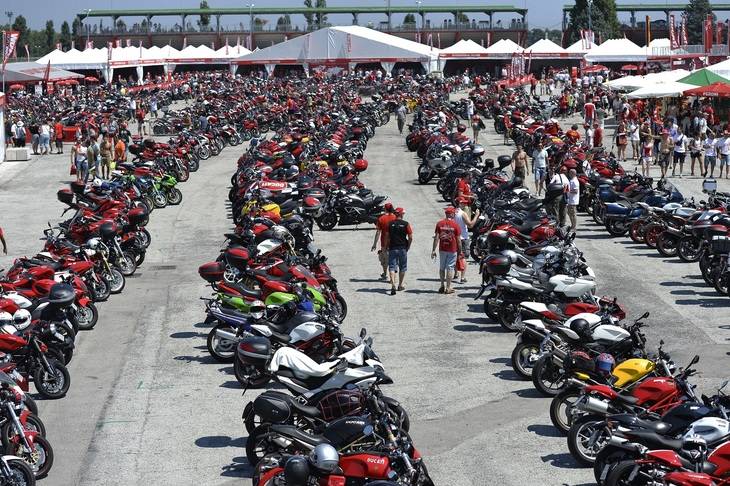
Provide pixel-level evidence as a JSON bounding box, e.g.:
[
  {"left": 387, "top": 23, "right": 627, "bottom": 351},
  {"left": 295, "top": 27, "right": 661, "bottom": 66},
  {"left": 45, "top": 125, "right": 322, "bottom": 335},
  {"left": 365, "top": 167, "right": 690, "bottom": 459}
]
[{"left": 679, "top": 68, "right": 730, "bottom": 87}]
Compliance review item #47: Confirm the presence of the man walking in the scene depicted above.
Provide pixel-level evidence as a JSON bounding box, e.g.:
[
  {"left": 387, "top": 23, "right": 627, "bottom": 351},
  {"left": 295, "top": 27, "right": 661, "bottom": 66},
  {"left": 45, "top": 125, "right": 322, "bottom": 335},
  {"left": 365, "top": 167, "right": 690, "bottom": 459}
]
[
  {"left": 431, "top": 206, "right": 462, "bottom": 294},
  {"left": 384, "top": 207, "right": 413, "bottom": 295},
  {"left": 548, "top": 168, "right": 569, "bottom": 226},
  {"left": 396, "top": 102, "right": 407, "bottom": 135},
  {"left": 455, "top": 198, "right": 479, "bottom": 283},
  {"left": 372, "top": 203, "right": 397, "bottom": 280},
  {"left": 532, "top": 141, "right": 548, "bottom": 196},
  {"left": 567, "top": 169, "right": 580, "bottom": 231}
]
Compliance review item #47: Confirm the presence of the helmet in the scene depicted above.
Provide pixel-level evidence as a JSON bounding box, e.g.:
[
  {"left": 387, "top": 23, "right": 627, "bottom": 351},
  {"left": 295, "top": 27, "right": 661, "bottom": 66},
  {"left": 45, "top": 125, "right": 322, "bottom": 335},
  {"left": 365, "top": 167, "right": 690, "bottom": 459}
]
[
  {"left": 353, "top": 159, "right": 368, "bottom": 172},
  {"left": 283, "top": 455, "right": 310, "bottom": 486},
  {"left": 340, "top": 166, "right": 351, "bottom": 177},
  {"left": 87, "top": 238, "right": 101, "bottom": 250},
  {"left": 310, "top": 444, "right": 339, "bottom": 473},
  {"left": 284, "top": 166, "right": 300, "bottom": 181},
  {"left": 595, "top": 353, "right": 615, "bottom": 376},
  {"left": 91, "top": 178, "right": 103, "bottom": 189},
  {"left": 0, "top": 312, "right": 12, "bottom": 328},
  {"left": 569, "top": 318, "right": 591, "bottom": 340},
  {"left": 12, "top": 309, "right": 31, "bottom": 331},
  {"left": 249, "top": 300, "right": 266, "bottom": 320},
  {"left": 681, "top": 435, "right": 708, "bottom": 462},
  {"left": 457, "top": 123, "right": 467, "bottom": 133}
]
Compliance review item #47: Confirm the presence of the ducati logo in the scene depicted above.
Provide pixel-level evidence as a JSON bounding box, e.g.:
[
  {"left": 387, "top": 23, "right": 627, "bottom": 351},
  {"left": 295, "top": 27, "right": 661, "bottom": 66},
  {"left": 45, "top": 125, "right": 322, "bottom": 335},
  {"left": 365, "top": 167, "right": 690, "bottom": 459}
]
[{"left": 366, "top": 457, "right": 386, "bottom": 464}]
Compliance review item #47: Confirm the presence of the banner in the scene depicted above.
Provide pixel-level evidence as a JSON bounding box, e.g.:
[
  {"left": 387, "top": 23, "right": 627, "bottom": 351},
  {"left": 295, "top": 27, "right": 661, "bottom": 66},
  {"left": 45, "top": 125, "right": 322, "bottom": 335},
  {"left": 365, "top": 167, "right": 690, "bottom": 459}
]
[
  {"left": 2, "top": 31, "right": 20, "bottom": 71},
  {"left": 681, "top": 14, "right": 688, "bottom": 46},
  {"left": 485, "top": 31, "right": 491, "bottom": 47},
  {"left": 85, "top": 40, "right": 94, "bottom": 49},
  {"left": 669, "top": 15, "right": 677, "bottom": 49},
  {"left": 42, "top": 60, "right": 50, "bottom": 84},
  {"left": 437, "top": 32, "right": 441, "bottom": 49},
  {"left": 139, "top": 40, "right": 143, "bottom": 58},
  {"left": 182, "top": 36, "right": 187, "bottom": 49},
  {"left": 107, "top": 41, "right": 112, "bottom": 63},
  {"left": 704, "top": 15, "right": 713, "bottom": 53},
  {"left": 526, "top": 51, "right": 533, "bottom": 74},
  {"left": 23, "top": 44, "right": 29, "bottom": 61},
  {"left": 717, "top": 20, "right": 724, "bottom": 46}
]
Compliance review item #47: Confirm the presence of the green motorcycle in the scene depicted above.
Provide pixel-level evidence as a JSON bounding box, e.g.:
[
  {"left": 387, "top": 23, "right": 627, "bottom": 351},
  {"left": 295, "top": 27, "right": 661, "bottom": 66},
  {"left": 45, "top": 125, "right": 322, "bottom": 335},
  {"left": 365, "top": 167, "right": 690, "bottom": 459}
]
[{"left": 157, "top": 174, "right": 182, "bottom": 205}]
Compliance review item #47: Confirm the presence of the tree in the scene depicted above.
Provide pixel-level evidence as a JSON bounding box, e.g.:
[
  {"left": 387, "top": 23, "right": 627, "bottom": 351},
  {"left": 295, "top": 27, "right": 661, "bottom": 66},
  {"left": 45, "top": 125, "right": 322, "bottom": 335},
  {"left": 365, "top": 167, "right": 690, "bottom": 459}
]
[
  {"left": 303, "top": 0, "right": 314, "bottom": 29},
  {"left": 44, "top": 20, "right": 55, "bottom": 51},
  {"left": 403, "top": 13, "right": 416, "bottom": 25},
  {"left": 198, "top": 0, "right": 211, "bottom": 30},
  {"left": 566, "top": 0, "right": 621, "bottom": 45},
  {"left": 72, "top": 17, "right": 82, "bottom": 37},
  {"left": 60, "top": 21, "right": 71, "bottom": 49},
  {"left": 456, "top": 12, "right": 470, "bottom": 25},
  {"left": 276, "top": 15, "right": 292, "bottom": 31},
  {"left": 11, "top": 15, "right": 29, "bottom": 50},
  {"left": 527, "top": 28, "right": 564, "bottom": 45},
  {"left": 116, "top": 19, "right": 126, "bottom": 32},
  {"left": 315, "top": 0, "right": 327, "bottom": 27},
  {"left": 684, "top": 0, "right": 714, "bottom": 45}
]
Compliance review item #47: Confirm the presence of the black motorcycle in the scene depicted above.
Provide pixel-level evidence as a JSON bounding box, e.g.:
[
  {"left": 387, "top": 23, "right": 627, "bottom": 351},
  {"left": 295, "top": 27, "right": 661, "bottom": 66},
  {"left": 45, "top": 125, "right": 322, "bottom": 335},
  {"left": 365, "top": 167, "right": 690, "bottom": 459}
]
[{"left": 316, "top": 189, "right": 387, "bottom": 231}]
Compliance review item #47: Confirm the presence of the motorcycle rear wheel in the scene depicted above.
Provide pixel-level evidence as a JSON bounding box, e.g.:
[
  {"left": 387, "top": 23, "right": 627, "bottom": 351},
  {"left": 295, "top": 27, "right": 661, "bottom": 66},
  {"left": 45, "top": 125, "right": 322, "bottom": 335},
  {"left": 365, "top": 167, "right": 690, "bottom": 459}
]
[
  {"left": 593, "top": 447, "right": 633, "bottom": 485},
  {"left": 88, "top": 277, "right": 110, "bottom": 302},
  {"left": 656, "top": 232, "right": 678, "bottom": 257},
  {"left": 483, "top": 292, "right": 501, "bottom": 321},
  {"left": 567, "top": 415, "right": 611, "bottom": 466},
  {"left": 417, "top": 163, "right": 432, "bottom": 184},
  {"left": 531, "top": 356, "right": 567, "bottom": 397},
  {"left": 605, "top": 219, "right": 628, "bottom": 237},
  {"left": 510, "top": 342, "right": 539, "bottom": 379},
  {"left": 713, "top": 272, "right": 730, "bottom": 295},
  {"left": 549, "top": 389, "right": 582, "bottom": 435},
  {"left": 643, "top": 225, "right": 662, "bottom": 248},
  {"left": 603, "top": 460, "right": 653, "bottom": 486},
  {"left": 628, "top": 220, "right": 646, "bottom": 243},
  {"left": 316, "top": 212, "right": 338, "bottom": 231},
  {"left": 246, "top": 425, "right": 282, "bottom": 467},
  {"left": 206, "top": 323, "right": 237, "bottom": 363},
  {"left": 677, "top": 236, "right": 702, "bottom": 262},
  {"left": 497, "top": 303, "right": 521, "bottom": 331},
  {"left": 234, "top": 358, "right": 271, "bottom": 388},
  {"left": 152, "top": 192, "right": 167, "bottom": 208}
]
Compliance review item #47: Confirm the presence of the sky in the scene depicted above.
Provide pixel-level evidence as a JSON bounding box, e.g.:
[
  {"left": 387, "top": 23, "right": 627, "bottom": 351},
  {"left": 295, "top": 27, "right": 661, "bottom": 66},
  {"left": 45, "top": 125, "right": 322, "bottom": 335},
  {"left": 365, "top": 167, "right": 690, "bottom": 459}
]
[{"left": 4, "top": 0, "right": 696, "bottom": 31}]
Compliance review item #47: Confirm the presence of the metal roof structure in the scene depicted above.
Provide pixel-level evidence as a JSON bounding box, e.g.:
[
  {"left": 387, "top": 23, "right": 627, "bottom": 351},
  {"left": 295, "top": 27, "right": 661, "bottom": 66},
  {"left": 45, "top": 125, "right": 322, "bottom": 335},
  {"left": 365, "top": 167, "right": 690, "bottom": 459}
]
[{"left": 78, "top": 5, "right": 527, "bottom": 20}]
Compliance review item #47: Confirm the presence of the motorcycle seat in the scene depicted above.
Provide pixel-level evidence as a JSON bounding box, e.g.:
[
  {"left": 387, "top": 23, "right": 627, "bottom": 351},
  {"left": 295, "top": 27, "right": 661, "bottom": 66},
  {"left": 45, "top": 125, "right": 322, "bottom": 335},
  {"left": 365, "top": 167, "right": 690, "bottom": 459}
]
[
  {"left": 627, "top": 430, "right": 682, "bottom": 450},
  {"left": 270, "top": 424, "right": 329, "bottom": 446},
  {"left": 224, "top": 283, "right": 263, "bottom": 299},
  {"left": 615, "top": 394, "right": 640, "bottom": 406},
  {"left": 287, "top": 397, "right": 322, "bottom": 418},
  {"left": 516, "top": 221, "right": 543, "bottom": 234}
]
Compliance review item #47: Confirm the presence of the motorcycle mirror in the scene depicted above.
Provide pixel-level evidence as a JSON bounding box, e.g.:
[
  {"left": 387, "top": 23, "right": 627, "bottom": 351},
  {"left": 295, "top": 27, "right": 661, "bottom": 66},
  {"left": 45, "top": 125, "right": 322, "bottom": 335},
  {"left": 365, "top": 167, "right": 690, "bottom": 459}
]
[
  {"left": 690, "top": 355, "right": 700, "bottom": 366},
  {"left": 720, "top": 380, "right": 728, "bottom": 392},
  {"left": 359, "top": 328, "right": 367, "bottom": 339},
  {"left": 362, "top": 425, "right": 374, "bottom": 436},
  {"left": 659, "top": 339, "right": 665, "bottom": 346},
  {"left": 640, "top": 311, "right": 650, "bottom": 320}
]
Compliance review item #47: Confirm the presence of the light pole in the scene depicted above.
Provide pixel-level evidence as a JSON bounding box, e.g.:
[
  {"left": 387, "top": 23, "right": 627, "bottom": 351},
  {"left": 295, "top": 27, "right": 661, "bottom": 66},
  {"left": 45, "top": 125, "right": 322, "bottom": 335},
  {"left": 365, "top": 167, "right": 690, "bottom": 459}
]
[
  {"left": 4, "top": 11, "right": 12, "bottom": 27},
  {"left": 83, "top": 9, "right": 92, "bottom": 47},
  {"left": 386, "top": 0, "right": 391, "bottom": 31},
  {"left": 415, "top": 0, "right": 422, "bottom": 42},
  {"left": 246, "top": 3, "right": 254, "bottom": 50}
]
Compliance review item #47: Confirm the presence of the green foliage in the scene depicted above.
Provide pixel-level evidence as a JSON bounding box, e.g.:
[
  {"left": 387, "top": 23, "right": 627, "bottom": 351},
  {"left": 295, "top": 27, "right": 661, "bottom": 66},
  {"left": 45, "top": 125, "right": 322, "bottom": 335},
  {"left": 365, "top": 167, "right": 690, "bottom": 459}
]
[
  {"left": 44, "top": 20, "right": 55, "bottom": 51},
  {"left": 456, "top": 12, "right": 469, "bottom": 24},
  {"left": 72, "top": 17, "right": 82, "bottom": 37},
  {"left": 12, "top": 15, "right": 29, "bottom": 49},
  {"left": 403, "top": 13, "right": 416, "bottom": 25},
  {"left": 198, "top": 0, "right": 211, "bottom": 30},
  {"left": 527, "top": 28, "right": 563, "bottom": 46},
  {"left": 276, "top": 14, "right": 292, "bottom": 30},
  {"left": 60, "top": 21, "right": 71, "bottom": 50},
  {"left": 566, "top": 0, "right": 621, "bottom": 45},
  {"left": 684, "top": 0, "right": 714, "bottom": 45},
  {"left": 303, "top": 0, "right": 314, "bottom": 27},
  {"left": 315, "top": 0, "right": 328, "bottom": 27}
]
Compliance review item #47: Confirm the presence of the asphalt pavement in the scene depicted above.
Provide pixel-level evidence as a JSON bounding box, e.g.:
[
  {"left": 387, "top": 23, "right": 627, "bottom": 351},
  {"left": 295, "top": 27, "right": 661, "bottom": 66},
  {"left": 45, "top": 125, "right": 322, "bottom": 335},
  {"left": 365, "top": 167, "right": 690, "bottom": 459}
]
[{"left": 0, "top": 100, "right": 728, "bottom": 485}]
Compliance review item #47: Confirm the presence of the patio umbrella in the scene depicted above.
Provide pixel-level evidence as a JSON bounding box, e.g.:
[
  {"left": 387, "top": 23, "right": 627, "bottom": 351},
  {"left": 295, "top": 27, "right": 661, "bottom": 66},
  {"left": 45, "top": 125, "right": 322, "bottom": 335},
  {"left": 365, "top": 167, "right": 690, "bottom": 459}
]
[
  {"left": 583, "top": 65, "right": 608, "bottom": 73},
  {"left": 8, "top": 84, "right": 23, "bottom": 90},
  {"left": 679, "top": 68, "right": 730, "bottom": 87},
  {"left": 621, "top": 64, "right": 639, "bottom": 71},
  {"left": 84, "top": 76, "right": 99, "bottom": 82},
  {"left": 683, "top": 81, "right": 730, "bottom": 98},
  {"left": 65, "top": 79, "right": 79, "bottom": 85}
]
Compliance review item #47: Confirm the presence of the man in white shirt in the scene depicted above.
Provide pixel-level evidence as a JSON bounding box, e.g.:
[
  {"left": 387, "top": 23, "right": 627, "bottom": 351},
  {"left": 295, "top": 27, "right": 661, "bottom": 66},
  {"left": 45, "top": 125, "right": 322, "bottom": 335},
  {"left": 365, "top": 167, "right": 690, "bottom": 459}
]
[
  {"left": 672, "top": 127, "right": 687, "bottom": 177},
  {"left": 721, "top": 132, "right": 730, "bottom": 179},
  {"left": 549, "top": 169, "right": 570, "bottom": 225},
  {"left": 566, "top": 169, "right": 580, "bottom": 231},
  {"left": 532, "top": 141, "right": 548, "bottom": 196}
]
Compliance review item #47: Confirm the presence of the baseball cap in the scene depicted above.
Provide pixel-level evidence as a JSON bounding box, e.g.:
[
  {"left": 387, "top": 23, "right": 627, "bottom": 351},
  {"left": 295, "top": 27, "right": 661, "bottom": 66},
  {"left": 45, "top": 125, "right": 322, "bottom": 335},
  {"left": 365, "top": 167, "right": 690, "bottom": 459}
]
[
  {"left": 384, "top": 202, "right": 394, "bottom": 211},
  {"left": 445, "top": 206, "right": 456, "bottom": 215},
  {"left": 395, "top": 207, "right": 405, "bottom": 216}
]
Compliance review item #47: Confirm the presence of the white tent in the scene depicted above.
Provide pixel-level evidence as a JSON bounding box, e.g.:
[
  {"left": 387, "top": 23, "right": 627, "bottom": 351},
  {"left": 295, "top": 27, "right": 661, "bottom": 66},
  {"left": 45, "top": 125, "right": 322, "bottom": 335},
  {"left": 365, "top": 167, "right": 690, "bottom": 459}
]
[
  {"left": 523, "top": 38, "right": 568, "bottom": 58},
  {"left": 216, "top": 44, "right": 252, "bottom": 59},
  {"left": 708, "top": 59, "right": 730, "bottom": 80},
  {"left": 438, "top": 39, "right": 490, "bottom": 71},
  {"left": 605, "top": 69, "right": 690, "bottom": 91},
  {"left": 585, "top": 38, "right": 646, "bottom": 63},
  {"left": 482, "top": 38, "right": 523, "bottom": 59},
  {"left": 627, "top": 80, "right": 696, "bottom": 99},
  {"left": 234, "top": 25, "right": 440, "bottom": 74}
]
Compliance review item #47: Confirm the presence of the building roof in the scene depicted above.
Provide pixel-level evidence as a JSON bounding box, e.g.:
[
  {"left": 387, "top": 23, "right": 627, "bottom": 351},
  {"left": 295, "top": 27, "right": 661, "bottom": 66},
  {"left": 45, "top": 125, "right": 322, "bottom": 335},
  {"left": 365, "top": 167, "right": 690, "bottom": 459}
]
[{"left": 584, "top": 38, "right": 646, "bottom": 63}]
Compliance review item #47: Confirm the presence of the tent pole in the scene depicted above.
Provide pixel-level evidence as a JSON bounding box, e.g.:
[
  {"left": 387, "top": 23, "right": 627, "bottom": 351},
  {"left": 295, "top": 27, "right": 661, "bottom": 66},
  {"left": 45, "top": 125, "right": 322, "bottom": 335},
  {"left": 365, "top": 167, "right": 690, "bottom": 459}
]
[{"left": 2, "top": 32, "right": 5, "bottom": 94}]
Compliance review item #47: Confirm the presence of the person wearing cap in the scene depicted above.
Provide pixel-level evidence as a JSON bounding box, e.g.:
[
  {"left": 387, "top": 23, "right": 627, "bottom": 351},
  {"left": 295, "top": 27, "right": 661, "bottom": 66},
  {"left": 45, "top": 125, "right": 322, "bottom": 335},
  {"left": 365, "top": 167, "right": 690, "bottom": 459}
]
[
  {"left": 455, "top": 198, "right": 479, "bottom": 283},
  {"left": 566, "top": 169, "right": 580, "bottom": 231},
  {"left": 432, "top": 207, "right": 462, "bottom": 294},
  {"left": 383, "top": 208, "right": 413, "bottom": 295},
  {"left": 372, "top": 203, "right": 397, "bottom": 280}
]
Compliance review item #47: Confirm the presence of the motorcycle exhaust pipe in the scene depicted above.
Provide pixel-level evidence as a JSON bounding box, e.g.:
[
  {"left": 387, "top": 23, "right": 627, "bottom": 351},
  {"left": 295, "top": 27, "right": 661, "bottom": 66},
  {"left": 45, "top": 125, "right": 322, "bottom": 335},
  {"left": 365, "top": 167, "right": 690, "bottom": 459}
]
[
  {"left": 579, "top": 396, "right": 609, "bottom": 415},
  {"left": 273, "top": 437, "right": 292, "bottom": 448},
  {"left": 215, "top": 329, "right": 238, "bottom": 341}
]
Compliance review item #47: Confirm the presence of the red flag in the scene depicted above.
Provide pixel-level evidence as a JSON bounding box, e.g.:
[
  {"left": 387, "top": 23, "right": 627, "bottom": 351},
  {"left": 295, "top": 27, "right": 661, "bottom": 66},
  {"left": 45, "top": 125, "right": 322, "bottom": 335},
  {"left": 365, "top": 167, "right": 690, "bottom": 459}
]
[
  {"left": 486, "top": 31, "right": 491, "bottom": 47},
  {"left": 669, "top": 15, "right": 677, "bottom": 49},
  {"left": 437, "top": 32, "right": 441, "bottom": 49},
  {"left": 126, "top": 39, "right": 131, "bottom": 47},
  {"left": 705, "top": 15, "right": 713, "bottom": 53},
  {"left": 717, "top": 21, "right": 723, "bottom": 46},
  {"left": 2, "top": 31, "right": 20, "bottom": 71},
  {"left": 681, "top": 15, "right": 688, "bottom": 46},
  {"left": 42, "top": 60, "right": 51, "bottom": 83},
  {"left": 23, "top": 44, "right": 29, "bottom": 61}
]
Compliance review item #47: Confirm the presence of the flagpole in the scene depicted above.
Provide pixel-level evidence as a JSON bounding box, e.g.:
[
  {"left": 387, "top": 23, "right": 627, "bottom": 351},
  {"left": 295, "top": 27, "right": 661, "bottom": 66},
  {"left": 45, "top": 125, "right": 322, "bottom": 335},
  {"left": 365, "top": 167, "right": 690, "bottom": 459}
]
[{"left": 2, "top": 31, "right": 5, "bottom": 94}]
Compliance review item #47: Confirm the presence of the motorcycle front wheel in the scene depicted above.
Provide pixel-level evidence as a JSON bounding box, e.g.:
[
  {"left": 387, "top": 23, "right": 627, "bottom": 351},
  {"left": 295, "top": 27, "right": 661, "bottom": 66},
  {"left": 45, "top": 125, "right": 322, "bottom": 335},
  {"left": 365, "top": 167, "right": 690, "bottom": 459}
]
[
  {"left": 33, "top": 359, "right": 70, "bottom": 399},
  {"left": 656, "top": 232, "right": 678, "bottom": 257},
  {"left": 3, "top": 458, "right": 35, "bottom": 485},
  {"left": 8, "top": 435, "right": 53, "bottom": 479},
  {"left": 549, "top": 389, "right": 583, "bottom": 435},
  {"left": 316, "top": 212, "right": 338, "bottom": 231},
  {"left": 510, "top": 341, "right": 539, "bottom": 379},
  {"left": 166, "top": 187, "right": 183, "bottom": 205},
  {"left": 531, "top": 355, "right": 567, "bottom": 397},
  {"left": 105, "top": 267, "right": 126, "bottom": 294},
  {"left": 417, "top": 163, "right": 433, "bottom": 184},
  {"left": 567, "top": 415, "right": 611, "bottom": 466},
  {"left": 75, "top": 302, "right": 98, "bottom": 331},
  {"left": 677, "top": 236, "right": 702, "bottom": 262},
  {"left": 206, "top": 323, "right": 237, "bottom": 363}
]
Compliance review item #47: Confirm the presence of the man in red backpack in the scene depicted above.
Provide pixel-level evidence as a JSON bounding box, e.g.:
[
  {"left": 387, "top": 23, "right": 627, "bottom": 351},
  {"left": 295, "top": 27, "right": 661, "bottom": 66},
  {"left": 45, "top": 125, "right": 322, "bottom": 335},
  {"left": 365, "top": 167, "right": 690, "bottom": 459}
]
[{"left": 431, "top": 207, "right": 462, "bottom": 294}]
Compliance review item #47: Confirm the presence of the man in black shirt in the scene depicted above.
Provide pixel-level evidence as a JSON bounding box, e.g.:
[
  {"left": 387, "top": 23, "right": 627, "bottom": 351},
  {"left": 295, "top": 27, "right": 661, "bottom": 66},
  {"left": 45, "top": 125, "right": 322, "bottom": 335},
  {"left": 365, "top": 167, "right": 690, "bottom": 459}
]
[{"left": 384, "top": 207, "right": 413, "bottom": 296}]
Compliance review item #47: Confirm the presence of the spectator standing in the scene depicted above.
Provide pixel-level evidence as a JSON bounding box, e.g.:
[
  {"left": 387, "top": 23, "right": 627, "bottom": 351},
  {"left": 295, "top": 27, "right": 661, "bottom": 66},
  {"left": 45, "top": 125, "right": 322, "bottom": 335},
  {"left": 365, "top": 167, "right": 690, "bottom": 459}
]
[
  {"left": 39, "top": 121, "right": 51, "bottom": 155},
  {"left": 549, "top": 169, "right": 570, "bottom": 225},
  {"left": 566, "top": 169, "right": 580, "bottom": 231},
  {"left": 431, "top": 207, "right": 462, "bottom": 294},
  {"left": 53, "top": 119, "right": 64, "bottom": 154},
  {"left": 72, "top": 141, "right": 89, "bottom": 183},
  {"left": 454, "top": 198, "right": 479, "bottom": 283},
  {"left": 593, "top": 122, "right": 604, "bottom": 148},
  {"left": 658, "top": 130, "right": 674, "bottom": 179},
  {"left": 703, "top": 131, "right": 717, "bottom": 178},
  {"left": 28, "top": 121, "right": 40, "bottom": 155},
  {"left": 688, "top": 134, "right": 702, "bottom": 177},
  {"left": 0, "top": 226, "right": 6, "bottom": 255},
  {"left": 628, "top": 119, "right": 640, "bottom": 162},
  {"left": 511, "top": 144, "right": 528, "bottom": 180},
  {"left": 720, "top": 131, "right": 730, "bottom": 179},
  {"left": 532, "top": 141, "right": 548, "bottom": 196},
  {"left": 396, "top": 102, "right": 407, "bottom": 134},
  {"left": 615, "top": 120, "right": 628, "bottom": 161},
  {"left": 12, "top": 120, "right": 26, "bottom": 148},
  {"left": 641, "top": 135, "right": 653, "bottom": 177},
  {"left": 672, "top": 127, "right": 687, "bottom": 177},
  {"left": 371, "top": 203, "right": 397, "bottom": 280},
  {"left": 114, "top": 136, "right": 127, "bottom": 166},
  {"left": 100, "top": 134, "right": 113, "bottom": 179},
  {"left": 471, "top": 114, "right": 485, "bottom": 143},
  {"left": 384, "top": 207, "right": 413, "bottom": 295},
  {"left": 136, "top": 105, "right": 147, "bottom": 136}
]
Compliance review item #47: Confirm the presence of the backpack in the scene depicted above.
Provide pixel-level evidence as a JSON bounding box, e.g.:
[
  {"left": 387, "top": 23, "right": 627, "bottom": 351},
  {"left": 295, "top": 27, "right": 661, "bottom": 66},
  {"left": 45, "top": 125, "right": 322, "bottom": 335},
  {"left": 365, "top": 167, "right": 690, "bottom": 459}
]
[{"left": 15, "top": 126, "right": 25, "bottom": 139}]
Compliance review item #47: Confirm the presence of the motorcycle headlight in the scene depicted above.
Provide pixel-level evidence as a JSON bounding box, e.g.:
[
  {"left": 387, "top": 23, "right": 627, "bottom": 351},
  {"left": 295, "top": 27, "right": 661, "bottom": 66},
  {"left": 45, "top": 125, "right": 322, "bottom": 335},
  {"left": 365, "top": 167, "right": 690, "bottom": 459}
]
[{"left": 49, "top": 324, "right": 56, "bottom": 332}]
